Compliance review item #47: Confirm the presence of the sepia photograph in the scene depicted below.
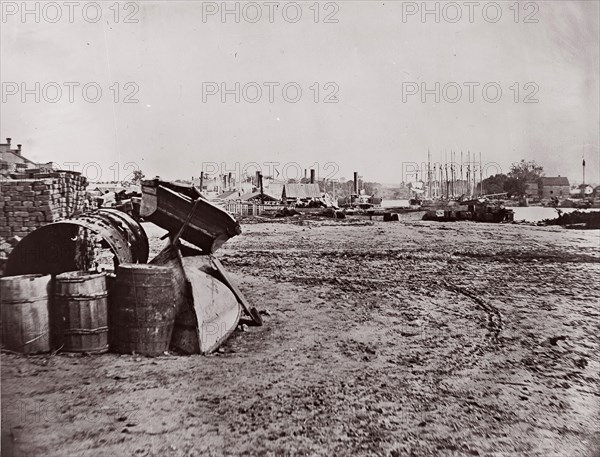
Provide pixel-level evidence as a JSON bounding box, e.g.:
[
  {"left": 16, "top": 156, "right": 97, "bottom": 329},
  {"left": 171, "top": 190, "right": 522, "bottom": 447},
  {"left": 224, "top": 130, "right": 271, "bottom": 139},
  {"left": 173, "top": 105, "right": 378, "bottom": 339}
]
[{"left": 1, "top": 1, "right": 599, "bottom": 456}]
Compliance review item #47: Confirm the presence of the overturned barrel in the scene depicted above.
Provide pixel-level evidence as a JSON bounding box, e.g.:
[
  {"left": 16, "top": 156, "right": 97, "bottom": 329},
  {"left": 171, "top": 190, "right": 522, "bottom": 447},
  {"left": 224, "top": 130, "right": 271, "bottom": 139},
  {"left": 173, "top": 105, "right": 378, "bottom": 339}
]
[
  {"left": 4, "top": 209, "right": 149, "bottom": 277},
  {"left": 109, "top": 264, "right": 177, "bottom": 356},
  {"left": 54, "top": 271, "right": 109, "bottom": 353},
  {"left": 0, "top": 274, "right": 51, "bottom": 354}
]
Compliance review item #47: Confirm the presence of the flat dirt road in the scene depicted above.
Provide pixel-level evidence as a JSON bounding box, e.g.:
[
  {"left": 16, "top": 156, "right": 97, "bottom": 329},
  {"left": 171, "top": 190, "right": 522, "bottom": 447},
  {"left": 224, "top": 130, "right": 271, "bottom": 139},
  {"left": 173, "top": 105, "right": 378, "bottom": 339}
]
[{"left": 2, "top": 218, "right": 599, "bottom": 457}]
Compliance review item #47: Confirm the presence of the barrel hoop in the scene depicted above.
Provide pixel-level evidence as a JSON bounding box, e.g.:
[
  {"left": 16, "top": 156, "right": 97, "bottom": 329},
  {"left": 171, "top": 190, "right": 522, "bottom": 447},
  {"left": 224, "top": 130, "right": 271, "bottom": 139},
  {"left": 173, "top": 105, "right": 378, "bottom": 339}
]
[
  {"left": 111, "top": 324, "right": 172, "bottom": 329},
  {"left": 54, "top": 293, "right": 109, "bottom": 300},
  {"left": 1, "top": 296, "right": 48, "bottom": 304},
  {"left": 65, "top": 344, "right": 109, "bottom": 354},
  {"left": 63, "top": 327, "right": 108, "bottom": 335},
  {"left": 24, "top": 331, "right": 50, "bottom": 346},
  {"left": 56, "top": 275, "right": 106, "bottom": 283}
]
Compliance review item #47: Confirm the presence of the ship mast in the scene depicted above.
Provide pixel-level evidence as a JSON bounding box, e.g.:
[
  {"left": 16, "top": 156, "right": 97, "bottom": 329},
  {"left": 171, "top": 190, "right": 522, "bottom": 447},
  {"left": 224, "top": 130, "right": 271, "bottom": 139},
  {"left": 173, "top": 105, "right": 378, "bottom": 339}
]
[
  {"left": 428, "top": 149, "right": 432, "bottom": 199},
  {"left": 466, "top": 151, "right": 471, "bottom": 197},
  {"left": 479, "top": 151, "right": 483, "bottom": 197},
  {"left": 460, "top": 151, "right": 464, "bottom": 197},
  {"left": 582, "top": 151, "right": 586, "bottom": 197}
]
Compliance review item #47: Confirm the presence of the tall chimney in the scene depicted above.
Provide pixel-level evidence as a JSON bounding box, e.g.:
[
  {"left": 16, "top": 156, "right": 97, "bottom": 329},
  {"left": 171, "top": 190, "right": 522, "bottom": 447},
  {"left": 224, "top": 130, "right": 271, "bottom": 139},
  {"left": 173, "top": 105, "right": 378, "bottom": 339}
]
[
  {"left": 304, "top": 169, "right": 307, "bottom": 179},
  {"left": 228, "top": 172, "right": 232, "bottom": 191},
  {"left": 6, "top": 138, "right": 11, "bottom": 147},
  {"left": 255, "top": 171, "right": 261, "bottom": 188},
  {"left": 353, "top": 172, "right": 359, "bottom": 194},
  {"left": 310, "top": 169, "right": 315, "bottom": 184},
  {"left": 259, "top": 173, "right": 264, "bottom": 204}
]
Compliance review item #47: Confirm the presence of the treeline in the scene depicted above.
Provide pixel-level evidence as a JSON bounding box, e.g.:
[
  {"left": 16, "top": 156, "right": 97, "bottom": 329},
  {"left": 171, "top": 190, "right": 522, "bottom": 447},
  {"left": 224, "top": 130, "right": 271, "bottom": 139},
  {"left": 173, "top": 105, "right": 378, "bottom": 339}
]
[{"left": 481, "top": 160, "right": 544, "bottom": 197}]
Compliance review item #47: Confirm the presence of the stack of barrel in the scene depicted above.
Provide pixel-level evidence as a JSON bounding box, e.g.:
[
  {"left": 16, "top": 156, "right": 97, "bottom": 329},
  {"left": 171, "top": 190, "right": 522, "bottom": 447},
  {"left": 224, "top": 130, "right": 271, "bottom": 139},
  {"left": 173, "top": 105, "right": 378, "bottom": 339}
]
[{"left": 0, "top": 265, "right": 177, "bottom": 356}]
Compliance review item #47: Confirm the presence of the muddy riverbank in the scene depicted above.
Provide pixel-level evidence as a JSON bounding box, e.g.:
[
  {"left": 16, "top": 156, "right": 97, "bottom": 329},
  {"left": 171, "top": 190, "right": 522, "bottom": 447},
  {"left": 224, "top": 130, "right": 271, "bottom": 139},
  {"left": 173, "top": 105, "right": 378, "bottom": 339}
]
[{"left": 2, "top": 219, "right": 599, "bottom": 457}]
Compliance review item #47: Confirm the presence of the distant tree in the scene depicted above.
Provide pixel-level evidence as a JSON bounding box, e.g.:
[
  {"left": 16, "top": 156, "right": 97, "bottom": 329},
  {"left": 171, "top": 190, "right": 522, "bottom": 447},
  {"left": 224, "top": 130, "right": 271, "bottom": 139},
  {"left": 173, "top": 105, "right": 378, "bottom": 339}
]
[
  {"left": 287, "top": 178, "right": 297, "bottom": 184},
  {"left": 508, "top": 160, "right": 545, "bottom": 181},
  {"left": 363, "top": 182, "right": 381, "bottom": 196},
  {"left": 505, "top": 160, "right": 545, "bottom": 196},
  {"left": 343, "top": 180, "right": 354, "bottom": 196},
  {"left": 481, "top": 174, "right": 508, "bottom": 195},
  {"left": 132, "top": 169, "right": 145, "bottom": 185}
]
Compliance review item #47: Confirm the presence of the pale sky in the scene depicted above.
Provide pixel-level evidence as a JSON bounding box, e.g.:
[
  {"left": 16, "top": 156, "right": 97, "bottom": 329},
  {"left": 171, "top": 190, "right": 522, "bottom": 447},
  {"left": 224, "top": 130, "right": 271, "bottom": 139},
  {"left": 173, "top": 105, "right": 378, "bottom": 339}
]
[{"left": 1, "top": 1, "right": 599, "bottom": 185}]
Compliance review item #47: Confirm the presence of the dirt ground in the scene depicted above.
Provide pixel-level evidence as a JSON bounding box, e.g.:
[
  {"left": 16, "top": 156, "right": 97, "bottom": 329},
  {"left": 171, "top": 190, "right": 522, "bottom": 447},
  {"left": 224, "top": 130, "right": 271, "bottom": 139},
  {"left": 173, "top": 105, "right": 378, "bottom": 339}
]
[{"left": 2, "top": 217, "right": 599, "bottom": 457}]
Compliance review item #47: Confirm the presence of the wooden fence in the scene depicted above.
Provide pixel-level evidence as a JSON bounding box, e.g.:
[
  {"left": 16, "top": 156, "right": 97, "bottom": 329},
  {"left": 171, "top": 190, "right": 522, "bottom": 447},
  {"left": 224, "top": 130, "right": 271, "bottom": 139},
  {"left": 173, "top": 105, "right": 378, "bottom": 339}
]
[{"left": 223, "top": 201, "right": 286, "bottom": 216}]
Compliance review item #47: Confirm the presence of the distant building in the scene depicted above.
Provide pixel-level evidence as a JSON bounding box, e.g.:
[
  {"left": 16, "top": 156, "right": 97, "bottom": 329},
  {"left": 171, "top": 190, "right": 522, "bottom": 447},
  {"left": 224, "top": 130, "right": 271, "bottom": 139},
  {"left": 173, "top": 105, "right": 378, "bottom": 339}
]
[
  {"left": 264, "top": 181, "right": 284, "bottom": 200},
  {"left": 0, "top": 138, "right": 36, "bottom": 174},
  {"left": 539, "top": 177, "right": 570, "bottom": 199},
  {"left": 216, "top": 190, "right": 242, "bottom": 201},
  {"left": 0, "top": 138, "right": 57, "bottom": 177},
  {"left": 282, "top": 183, "right": 322, "bottom": 204},
  {"left": 239, "top": 191, "right": 280, "bottom": 204},
  {"left": 92, "top": 183, "right": 126, "bottom": 194},
  {"left": 524, "top": 181, "right": 539, "bottom": 198},
  {"left": 571, "top": 185, "right": 594, "bottom": 197}
]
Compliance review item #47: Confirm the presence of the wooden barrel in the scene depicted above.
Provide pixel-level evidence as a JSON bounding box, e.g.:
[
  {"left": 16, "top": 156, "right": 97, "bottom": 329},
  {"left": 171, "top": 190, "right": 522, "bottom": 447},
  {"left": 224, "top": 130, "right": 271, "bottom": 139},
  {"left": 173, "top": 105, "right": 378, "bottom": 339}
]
[
  {"left": 109, "top": 264, "right": 177, "bottom": 356},
  {"left": 0, "top": 274, "right": 51, "bottom": 354},
  {"left": 54, "top": 271, "right": 108, "bottom": 353}
]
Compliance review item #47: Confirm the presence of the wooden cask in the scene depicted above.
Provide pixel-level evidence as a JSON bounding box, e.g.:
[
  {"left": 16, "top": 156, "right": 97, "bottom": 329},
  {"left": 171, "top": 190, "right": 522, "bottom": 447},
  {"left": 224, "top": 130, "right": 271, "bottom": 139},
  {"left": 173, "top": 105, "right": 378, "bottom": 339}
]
[
  {"left": 54, "top": 271, "right": 108, "bottom": 353},
  {"left": 110, "top": 264, "right": 176, "bottom": 356},
  {"left": 0, "top": 274, "right": 51, "bottom": 354}
]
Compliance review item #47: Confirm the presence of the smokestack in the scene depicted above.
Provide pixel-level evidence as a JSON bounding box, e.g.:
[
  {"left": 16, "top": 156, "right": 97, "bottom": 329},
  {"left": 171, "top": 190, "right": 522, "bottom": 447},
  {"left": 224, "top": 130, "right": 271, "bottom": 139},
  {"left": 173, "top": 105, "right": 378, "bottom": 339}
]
[
  {"left": 353, "top": 172, "right": 358, "bottom": 194},
  {"left": 310, "top": 169, "right": 315, "bottom": 184},
  {"left": 259, "top": 173, "right": 264, "bottom": 204},
  {"left": 304, "top": 169, "right": 307, "bottom": 179},
  {"left": 228, "top": 172, "right": 232, "bottom": 191},
  {"left": 6, "top": 138, "right": 11, "bottom": 147},
  {"left": 255, "top": 171, "right": 260, "bottom": 188}
]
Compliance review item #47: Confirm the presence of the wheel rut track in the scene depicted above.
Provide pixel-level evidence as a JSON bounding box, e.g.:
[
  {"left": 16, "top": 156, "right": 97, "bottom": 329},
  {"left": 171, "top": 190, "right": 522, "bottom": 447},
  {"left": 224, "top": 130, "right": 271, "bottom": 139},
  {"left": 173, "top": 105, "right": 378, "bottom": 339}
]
[{"left": 443, "top": 281, "right": 503, "bottom": 343}]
